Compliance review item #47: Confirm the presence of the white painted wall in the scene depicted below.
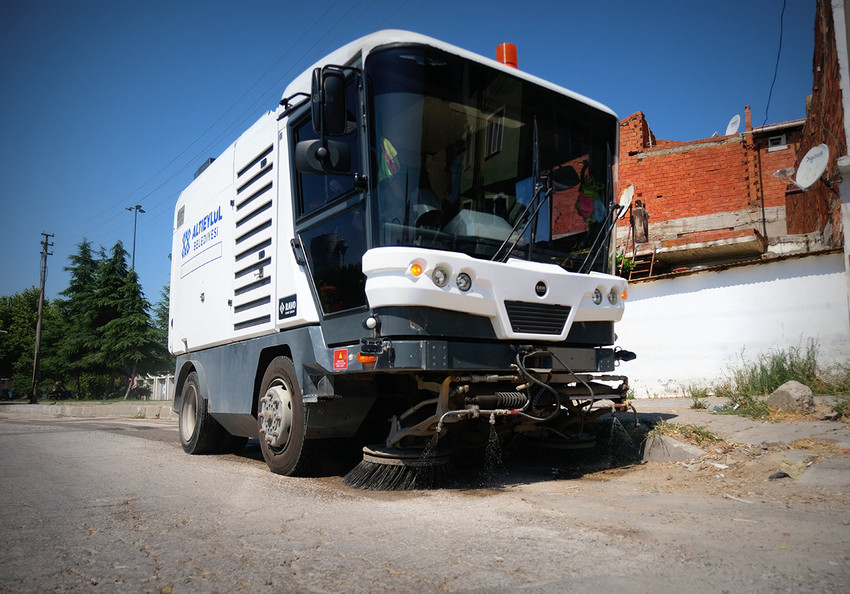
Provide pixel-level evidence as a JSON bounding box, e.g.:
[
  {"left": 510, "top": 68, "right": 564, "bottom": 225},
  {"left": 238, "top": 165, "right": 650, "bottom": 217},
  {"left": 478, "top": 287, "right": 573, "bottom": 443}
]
[{"left": 615, "top": 252, "right": 850, "bottom": 397}]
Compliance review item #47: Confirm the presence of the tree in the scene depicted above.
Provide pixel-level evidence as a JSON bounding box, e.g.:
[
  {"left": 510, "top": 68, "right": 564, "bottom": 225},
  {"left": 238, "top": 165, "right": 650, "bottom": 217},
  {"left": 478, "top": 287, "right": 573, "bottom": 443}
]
[
  {"left": 0, "top": 288, "right": 60, "bottom": 398},
  {"left": 101, "top": 269, "right": 164, "bottom": 399},
  {"left": 150, "top": 285, "right": 174, "bottom": 374},
  {"left": 5, "top": 240, "right": 169, "bottom": 400},
  {"left": 89, "top": 241, "right": 170, "bottom": 399},
  {"left": 54, "top": 239, "right": 100, "bottom": 397}
]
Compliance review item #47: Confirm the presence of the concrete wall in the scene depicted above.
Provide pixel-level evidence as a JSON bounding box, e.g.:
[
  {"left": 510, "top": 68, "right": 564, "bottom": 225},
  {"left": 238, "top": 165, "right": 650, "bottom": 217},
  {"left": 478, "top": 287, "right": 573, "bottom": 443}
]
[{"left": 615, "top": 251, "right": 850, "bottom": 397}]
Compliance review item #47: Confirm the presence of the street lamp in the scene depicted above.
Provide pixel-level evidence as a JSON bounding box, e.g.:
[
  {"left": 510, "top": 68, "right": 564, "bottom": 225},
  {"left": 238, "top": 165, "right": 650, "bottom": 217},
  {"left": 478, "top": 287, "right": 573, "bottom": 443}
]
[{"left": 126, "top": 204, "right": 145, "bottom": 270}]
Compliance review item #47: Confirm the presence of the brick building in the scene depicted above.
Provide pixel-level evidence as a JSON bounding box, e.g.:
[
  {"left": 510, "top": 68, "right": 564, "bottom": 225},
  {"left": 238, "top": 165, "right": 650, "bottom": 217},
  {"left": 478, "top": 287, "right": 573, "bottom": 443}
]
[
  {"left": 616, "top": 109, "right": 812, "bottom": 277},
  {"left": 616, "top": 0, "right": 848, "bottom": 280},
  {"left": 612, "top": 0, "right": 849, "bottom": 396}
]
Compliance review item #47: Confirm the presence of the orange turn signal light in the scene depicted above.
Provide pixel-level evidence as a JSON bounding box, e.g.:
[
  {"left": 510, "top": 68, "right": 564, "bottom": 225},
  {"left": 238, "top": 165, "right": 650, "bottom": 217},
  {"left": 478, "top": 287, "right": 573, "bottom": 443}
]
[
  {"left": 357, "top": 353, "right": 377, "bottom": 363},
  {"left": 409, "top": 263, "right": 423, "bottom": 277},
  {"left": 621, "top": 288, "right": 628, "bottom": 301}
]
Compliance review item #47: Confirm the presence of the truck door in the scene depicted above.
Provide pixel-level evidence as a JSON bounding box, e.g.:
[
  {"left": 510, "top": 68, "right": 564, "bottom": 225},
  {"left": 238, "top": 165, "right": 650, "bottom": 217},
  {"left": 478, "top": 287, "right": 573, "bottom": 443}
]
[{"left": 291, "top": 75, "right": 368, "bottom": 318}]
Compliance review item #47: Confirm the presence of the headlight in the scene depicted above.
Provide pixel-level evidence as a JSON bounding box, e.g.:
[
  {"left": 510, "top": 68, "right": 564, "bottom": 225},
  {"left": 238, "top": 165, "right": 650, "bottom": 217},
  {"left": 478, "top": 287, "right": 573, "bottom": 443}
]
[
  {"left": 432, "top": 267, "right": 449, "bottom": 287},
  {"left": 456, "top": 272, "right": 472, "bottom": 292},
  {"left": 592, "top": 288, "right": 603, "bottom": 305},
  {"left": 608, "top": 287, "right": 619, "bottom": 304}
]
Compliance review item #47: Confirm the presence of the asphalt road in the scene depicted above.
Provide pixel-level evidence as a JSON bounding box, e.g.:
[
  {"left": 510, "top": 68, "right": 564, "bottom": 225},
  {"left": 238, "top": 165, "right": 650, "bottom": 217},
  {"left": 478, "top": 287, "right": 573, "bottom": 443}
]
[{"left": 0, "top": 413, "right": 848, "bottom": 592}]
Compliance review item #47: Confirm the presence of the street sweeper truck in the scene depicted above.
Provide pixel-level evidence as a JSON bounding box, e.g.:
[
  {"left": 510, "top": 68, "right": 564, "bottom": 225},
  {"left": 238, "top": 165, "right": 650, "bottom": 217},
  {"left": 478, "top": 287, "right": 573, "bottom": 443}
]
[{"left": 169, "top": 30, "right": 635, "bottom": 489}]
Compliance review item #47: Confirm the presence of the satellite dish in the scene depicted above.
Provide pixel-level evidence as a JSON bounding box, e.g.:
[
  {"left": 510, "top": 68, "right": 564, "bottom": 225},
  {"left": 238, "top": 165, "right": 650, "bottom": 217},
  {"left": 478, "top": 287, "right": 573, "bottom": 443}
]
[
  {"left": 617, "top": 185, "right": 634, "bottom": 219},
  {"left": 795, "top": 144, "right": 829, "bottom": 190},
  {"left": 725, "top": 114, "right": 741, "bottom": 136}
]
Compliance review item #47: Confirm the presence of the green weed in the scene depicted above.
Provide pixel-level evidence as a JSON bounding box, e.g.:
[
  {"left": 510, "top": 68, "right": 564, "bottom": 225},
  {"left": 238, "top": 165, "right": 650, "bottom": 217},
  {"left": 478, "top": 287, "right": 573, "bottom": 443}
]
[
  {"left": 726, "top": 339, "right": 819, "bottom": 398},
  {"left": 682, "top": 383, "right": 710, "bottom": 409},
  {"left": 713, "top": 339, "right": 850, "bottom": 420},
  {"left": 647, "top": 420, "right": 724, "bottom": 447}
]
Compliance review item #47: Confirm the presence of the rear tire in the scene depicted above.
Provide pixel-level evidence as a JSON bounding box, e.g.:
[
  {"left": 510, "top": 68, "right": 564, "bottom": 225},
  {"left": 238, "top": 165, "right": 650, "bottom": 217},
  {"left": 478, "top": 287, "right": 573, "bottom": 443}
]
[
  {"left": 179, "top": 371, "right": 222, "bottom": 454},
  {"left": 257, "top": 356, "right": 316, "bottom": 475}
]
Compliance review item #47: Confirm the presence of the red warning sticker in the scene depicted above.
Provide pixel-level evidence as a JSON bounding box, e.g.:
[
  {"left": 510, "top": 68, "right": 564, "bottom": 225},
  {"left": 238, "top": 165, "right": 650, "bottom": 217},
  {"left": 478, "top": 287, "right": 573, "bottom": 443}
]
[{"left": 333, "top": 349, "right": 348, "bottom": 370}]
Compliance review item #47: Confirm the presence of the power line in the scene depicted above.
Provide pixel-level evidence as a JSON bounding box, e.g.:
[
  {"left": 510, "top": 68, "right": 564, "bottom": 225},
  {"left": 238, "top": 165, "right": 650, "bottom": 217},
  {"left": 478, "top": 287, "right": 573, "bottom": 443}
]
[
  {"left": 762, "top": 0, "right": 786, "bottom": 128},
  {"left": 69, "top": 2, "right": 349, "bottom": 239},
  {"left": 72, "top": 1, "right": 428, "bottom": 248}
]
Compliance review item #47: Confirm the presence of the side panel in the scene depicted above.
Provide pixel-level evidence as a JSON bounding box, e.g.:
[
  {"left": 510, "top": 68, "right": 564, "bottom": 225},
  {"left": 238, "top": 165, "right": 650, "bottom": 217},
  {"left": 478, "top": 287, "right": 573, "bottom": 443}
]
[
  {"left": 230, "top": 116, "right": 279, "bottom": 339},
  {"left": 273, "top": 123, "right": 320, "bottom": 331},
  {"left": 169, "top": 147, "right": 235, "bottom": 355},
  {"left": 169, "top": 111, "right": 321, "bottom": 355}
]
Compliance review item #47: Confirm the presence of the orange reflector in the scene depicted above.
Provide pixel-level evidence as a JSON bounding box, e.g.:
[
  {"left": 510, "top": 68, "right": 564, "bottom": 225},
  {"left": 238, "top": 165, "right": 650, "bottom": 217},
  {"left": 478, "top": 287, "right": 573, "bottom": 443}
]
[
  {"left": 357, "top": 353, "right": 377, "bottom": 363},
  {"left": 621, "top": 288, "right": 628, "bottom": 300},
  {"left": 409, "top": 263, "right": 423, "bottom": 277}
]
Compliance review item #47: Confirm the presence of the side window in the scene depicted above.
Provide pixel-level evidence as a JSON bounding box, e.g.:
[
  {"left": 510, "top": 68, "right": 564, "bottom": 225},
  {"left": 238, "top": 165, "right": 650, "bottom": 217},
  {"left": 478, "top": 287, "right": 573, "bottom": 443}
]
[
  {"left": 294, "top": 78, "right": 361, "bottom": 216},
  {"left": 299, "top": 205, "right": 367, "bottom": 314}
]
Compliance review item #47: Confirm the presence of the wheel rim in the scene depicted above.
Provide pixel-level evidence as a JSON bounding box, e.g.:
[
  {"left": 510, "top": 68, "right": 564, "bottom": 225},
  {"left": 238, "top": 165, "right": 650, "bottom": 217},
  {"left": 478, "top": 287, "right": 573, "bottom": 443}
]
[
  {"left": 258, "top": 381, "right": 293, "bottom": 449},
  {"left": 181, "top": 384, "right": 197, "bottom": 440}
]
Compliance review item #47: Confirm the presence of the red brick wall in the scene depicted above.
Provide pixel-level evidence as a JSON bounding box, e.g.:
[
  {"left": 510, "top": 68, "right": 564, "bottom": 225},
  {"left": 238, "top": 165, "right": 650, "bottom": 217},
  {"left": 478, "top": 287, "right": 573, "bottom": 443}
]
[
  {"left": 757, "top": 131, "right": 803, "bottom": 208},
  {"left": 617, "top": 110, "right": 802, "bottom": 242},
  {"left": 619, "top": 115, "right": 752, "bottom": 222},
  {"left": 788, "top": 0, "right": 846, "bottom": 244}
]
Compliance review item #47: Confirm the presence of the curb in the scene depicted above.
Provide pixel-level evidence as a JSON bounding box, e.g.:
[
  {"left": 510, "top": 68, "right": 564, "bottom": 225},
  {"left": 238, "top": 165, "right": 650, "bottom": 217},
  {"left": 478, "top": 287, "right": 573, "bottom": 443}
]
[{"left": 0, "top": 401, "right": 176, "bottom": 421}]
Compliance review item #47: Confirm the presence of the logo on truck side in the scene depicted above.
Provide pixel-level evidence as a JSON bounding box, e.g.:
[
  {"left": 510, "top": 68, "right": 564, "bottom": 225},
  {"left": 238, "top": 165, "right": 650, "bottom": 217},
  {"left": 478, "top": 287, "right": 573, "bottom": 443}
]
[
  {"left": 278, "top": 295, "right": 297, "bottom": 320},
  {"left": 182, "top": 206, "right": 222, "bottom": 259}
]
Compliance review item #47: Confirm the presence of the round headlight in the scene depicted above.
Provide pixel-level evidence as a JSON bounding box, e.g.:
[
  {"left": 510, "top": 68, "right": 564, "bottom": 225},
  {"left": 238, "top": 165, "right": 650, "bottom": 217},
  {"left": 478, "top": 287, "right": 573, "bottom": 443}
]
[
  {"left": 456, "top": 272, "right": 472, "bottom": 292},
  {"left": 432, "top": 267, "right": 449, "bottom": 287},
  {"left": 608, "top": 287, "right": 619, "bottom": 304},
  {"left": 592, "top": 288, "right": 603, "bottom": 305}
]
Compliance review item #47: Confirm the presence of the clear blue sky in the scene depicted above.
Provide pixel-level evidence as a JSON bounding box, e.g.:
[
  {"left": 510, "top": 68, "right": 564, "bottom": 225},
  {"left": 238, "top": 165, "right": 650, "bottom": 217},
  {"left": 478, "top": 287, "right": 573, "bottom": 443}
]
[{"left": 0, "top": 0, "right": 815, "bottom": 306}]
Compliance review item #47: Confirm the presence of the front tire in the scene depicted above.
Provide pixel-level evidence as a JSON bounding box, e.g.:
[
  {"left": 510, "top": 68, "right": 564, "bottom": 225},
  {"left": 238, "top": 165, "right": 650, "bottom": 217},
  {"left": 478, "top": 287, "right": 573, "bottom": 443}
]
[
  {"left": 179, "top": 371, "right": 221, "bottom": 454},
  {"left": 179, "top": 371, "right": 248, "bottom": 455},
  {"left": 257, "top": 356, "right": 315, "bottom": 475}
]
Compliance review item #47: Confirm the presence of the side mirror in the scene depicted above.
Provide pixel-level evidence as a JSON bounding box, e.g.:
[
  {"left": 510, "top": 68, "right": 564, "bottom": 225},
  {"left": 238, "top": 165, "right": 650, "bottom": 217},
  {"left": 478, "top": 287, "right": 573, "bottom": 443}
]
[
  {"left": 548, "top": 165, "right": 580, "bottom": 191},
  {"left": 311, "top": 67, "right": 347, "bottom": 137},
  {"left": 295, "top": 139, "right": 351, "bottom": 174}
]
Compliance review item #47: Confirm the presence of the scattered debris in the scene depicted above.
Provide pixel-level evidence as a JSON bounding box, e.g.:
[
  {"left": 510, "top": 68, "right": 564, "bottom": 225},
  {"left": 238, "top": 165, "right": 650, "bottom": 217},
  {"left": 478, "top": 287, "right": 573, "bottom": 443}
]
[{"left": 724, "top": 493, "right": 754, "bottom": 504}]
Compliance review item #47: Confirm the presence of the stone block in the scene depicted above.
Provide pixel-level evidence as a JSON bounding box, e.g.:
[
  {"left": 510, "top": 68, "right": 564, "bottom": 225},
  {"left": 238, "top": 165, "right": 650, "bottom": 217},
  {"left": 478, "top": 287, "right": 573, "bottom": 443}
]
[{"left": 766, "top": 380, "right": 814, "bottom": 413}]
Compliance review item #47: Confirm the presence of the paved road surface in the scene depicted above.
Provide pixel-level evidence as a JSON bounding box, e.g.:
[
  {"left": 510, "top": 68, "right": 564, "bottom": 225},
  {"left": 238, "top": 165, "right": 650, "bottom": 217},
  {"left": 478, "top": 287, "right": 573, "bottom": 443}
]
[{"left": 0, "top": 411, "right": 847, "bottom": 592}]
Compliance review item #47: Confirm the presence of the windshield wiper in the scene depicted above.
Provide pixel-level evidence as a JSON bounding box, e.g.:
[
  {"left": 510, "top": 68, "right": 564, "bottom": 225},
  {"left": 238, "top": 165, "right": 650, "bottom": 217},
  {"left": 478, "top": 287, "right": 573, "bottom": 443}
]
[
  {"left": 579, "top": 143, "right": 621, "bottom": 274},
  {"left": 492, "top": 118, "right": 550, "bottom": 263}
]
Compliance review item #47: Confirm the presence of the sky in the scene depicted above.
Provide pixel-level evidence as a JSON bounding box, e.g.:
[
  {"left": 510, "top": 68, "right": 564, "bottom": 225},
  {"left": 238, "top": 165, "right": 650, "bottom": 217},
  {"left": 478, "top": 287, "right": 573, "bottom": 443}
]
[{"left": 0, "top": 0, "right": 816, "bottom": 306}]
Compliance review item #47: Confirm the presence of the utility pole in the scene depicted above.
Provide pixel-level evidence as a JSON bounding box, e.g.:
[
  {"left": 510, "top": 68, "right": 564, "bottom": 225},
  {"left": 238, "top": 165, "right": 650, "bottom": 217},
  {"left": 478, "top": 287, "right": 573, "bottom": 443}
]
[
  {"left": 126, "top": 204, "right": 145, "bottom": 270},
  {"left": 31, "top": 232, "right": 53, "bottom": 404}
]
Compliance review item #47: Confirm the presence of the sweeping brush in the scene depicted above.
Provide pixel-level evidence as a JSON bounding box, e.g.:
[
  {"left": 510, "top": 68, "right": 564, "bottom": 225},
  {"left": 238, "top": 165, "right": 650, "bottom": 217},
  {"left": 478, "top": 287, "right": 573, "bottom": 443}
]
[
  {"left": 515, "top": 432, "right": 605, "bottom": 473},
  {"left": 343, "top": 444, "right": 459, "bottom": 490}
]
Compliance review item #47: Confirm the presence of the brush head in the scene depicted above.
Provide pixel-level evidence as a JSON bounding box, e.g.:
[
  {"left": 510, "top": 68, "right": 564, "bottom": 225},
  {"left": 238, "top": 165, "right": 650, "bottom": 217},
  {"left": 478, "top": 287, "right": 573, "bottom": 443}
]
[
  {"left": 515, "top": 431, "right": 605, "bottom": 474},
  {"left": 343, "top": 444, "right": 457, "bottom": 490}
]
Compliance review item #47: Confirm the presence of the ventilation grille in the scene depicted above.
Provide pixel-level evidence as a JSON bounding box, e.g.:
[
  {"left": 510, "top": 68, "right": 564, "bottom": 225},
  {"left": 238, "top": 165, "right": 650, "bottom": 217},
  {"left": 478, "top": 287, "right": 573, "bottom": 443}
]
[
  {"left": 503, "top": 301, "right": 571, "bottom": 335},
  {"left": 232, "top": 144, "right": 274, "bottom": 332}
]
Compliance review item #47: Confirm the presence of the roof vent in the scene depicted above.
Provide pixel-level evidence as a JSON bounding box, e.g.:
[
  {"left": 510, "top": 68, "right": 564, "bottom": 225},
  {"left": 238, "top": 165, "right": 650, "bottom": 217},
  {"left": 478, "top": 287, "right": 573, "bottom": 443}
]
[{"left": 194, "top": 157, "right": 216, "bottom": 179}]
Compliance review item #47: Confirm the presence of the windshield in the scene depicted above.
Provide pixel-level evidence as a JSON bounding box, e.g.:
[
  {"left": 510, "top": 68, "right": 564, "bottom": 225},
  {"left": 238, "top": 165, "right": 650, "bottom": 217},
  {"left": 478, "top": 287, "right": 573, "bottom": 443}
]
[{"left": 366, "top": 45, "right": 618, "bottom": 273}]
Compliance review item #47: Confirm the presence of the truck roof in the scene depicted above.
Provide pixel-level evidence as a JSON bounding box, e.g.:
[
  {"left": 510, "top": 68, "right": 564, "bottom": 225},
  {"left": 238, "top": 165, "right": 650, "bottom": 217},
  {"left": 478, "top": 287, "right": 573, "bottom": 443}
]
[{"left": 278, "top": 29, "right": 617, "bottom": 120}]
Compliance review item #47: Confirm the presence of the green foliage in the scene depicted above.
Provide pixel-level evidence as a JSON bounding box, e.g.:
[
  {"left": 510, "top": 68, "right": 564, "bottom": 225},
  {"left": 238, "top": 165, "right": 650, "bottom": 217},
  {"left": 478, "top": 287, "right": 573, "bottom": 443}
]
[
  {"left": 150, "top": 285, "right": 174, "bottom": 374},
  {"left": 728, "top": 340, "right": 819, "bottom": 397},
  {"left": 712, "top": 340, "right": 850, "bottom": 420},
  {"left": 0, "top": 288, "right": 63, "bottom": 398},
  {"left": 681, "top": 383, "right": 710, "bottom": 409},
  {"left": 2, "top": 239, "right": 173, "bottom": 400},
  {"left": 615, "top": 250, "right": 634, "bottom": 278},
  {"left": 646, "top": 420, "right": 724, "bottom": 447},
  {"left": 831, "top": 395, "right": 850, "bottom": 419},
  {"left": 712, "top": 392, "right": 771, "bottom": 420}
]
